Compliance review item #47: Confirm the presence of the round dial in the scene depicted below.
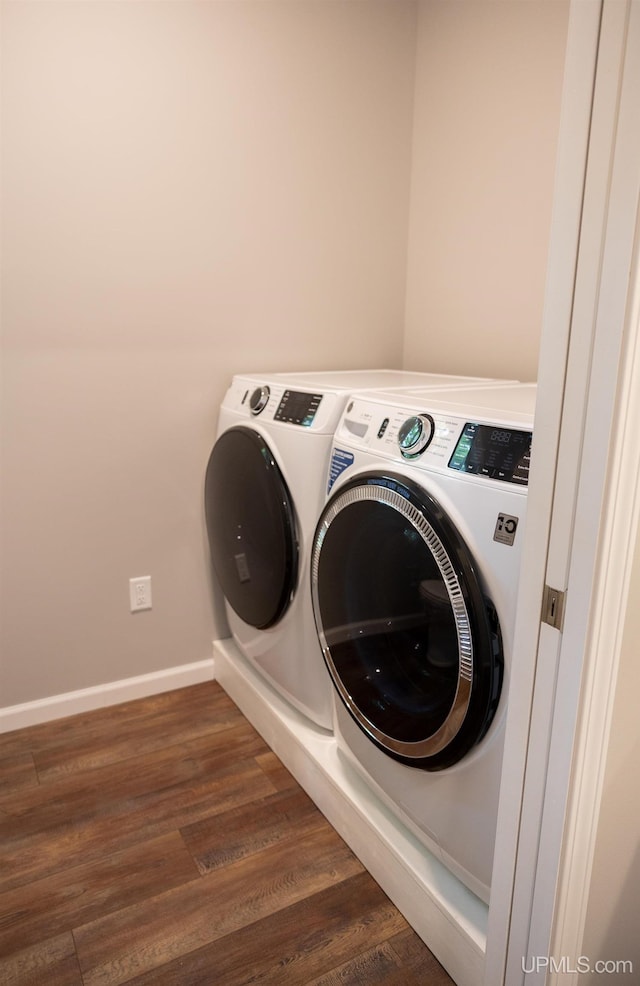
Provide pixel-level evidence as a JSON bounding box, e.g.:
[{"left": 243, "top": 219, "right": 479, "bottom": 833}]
[
  {"left": 398, "top": 414, "right": 435, "bottom": 458},
  {"left": 249, "top": 386, "right": 270, "bottom": 415}
]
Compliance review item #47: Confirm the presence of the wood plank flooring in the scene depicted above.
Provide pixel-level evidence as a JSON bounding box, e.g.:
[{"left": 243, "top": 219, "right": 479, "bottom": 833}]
[{"left": 0, "top": 682, "right": 455, "bottom": 985}]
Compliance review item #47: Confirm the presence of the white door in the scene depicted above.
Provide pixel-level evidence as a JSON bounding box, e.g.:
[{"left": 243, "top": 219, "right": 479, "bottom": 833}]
[{"left": 485, "top": 1, "right": 640, "bottom": 983}]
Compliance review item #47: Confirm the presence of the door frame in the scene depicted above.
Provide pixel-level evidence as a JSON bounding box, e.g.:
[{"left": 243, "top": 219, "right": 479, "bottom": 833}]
[{"left": 484, "top": 1, "right": 640, "bottom": 982}]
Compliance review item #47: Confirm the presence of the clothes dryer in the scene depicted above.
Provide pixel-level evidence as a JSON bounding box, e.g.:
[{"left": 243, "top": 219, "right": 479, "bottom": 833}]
[
  {"left": 205, "top": 370, "right": 506, "bottom": 731},
  {"left": 310, "top": 383, "right": 536, "bottom": 899}
]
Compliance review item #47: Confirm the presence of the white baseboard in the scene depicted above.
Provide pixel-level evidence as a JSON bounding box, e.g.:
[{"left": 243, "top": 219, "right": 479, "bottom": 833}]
[
  {"left": 0, "top": 658, "right": 215, "bottom": 733},
  {"left": 213, "top": 636, "right": 487, "bottom": 986}
]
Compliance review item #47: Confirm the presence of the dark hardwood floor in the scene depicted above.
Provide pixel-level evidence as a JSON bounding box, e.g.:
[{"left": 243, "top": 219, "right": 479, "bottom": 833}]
[{"left": 0, "top": 681, "right": 455, "bottom": 985}]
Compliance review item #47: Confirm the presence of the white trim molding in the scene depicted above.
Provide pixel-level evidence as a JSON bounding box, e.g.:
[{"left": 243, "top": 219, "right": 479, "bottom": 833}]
[{"left": 0, "top": 658, "right": 215, "bottom": 733}]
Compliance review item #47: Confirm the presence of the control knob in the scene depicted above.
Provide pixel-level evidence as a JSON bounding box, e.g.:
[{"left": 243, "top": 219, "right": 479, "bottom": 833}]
[
  {"left": 398, "top": 413, "right": 435, "bottom": 458},
  {"left": 249, "top": 386, "right": 270, "bottom": 415}
]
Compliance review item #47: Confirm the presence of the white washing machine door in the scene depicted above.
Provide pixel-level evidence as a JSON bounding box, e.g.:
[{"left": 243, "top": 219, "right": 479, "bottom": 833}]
[
  {"left": 205, "top": 426, "right": 298, "bottom": 629},
  {"left": 311, "top": 472, "right": 503, "bottom": 770}
]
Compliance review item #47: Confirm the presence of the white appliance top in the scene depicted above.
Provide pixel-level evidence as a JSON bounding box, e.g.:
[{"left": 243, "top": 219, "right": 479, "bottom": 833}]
[
  {"left": 241, "top": 369, "right": 497, "bottom": 390},
  {"left": 221, "top": 371, "right": 515, "bottom": 434},
  {"left": 347, "top": 382, "right": 537, "bottom": 417}
]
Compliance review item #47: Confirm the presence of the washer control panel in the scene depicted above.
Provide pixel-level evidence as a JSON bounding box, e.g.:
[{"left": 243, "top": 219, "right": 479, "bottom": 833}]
[
  {"left": 335, "top": 396, "right": 532, "bottom": 487},
  {"left": 449, "top": 422, "right": 531, "bottom": 485}
]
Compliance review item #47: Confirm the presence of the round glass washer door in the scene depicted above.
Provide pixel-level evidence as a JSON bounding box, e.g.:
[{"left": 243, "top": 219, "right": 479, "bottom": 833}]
[
  {"left": 205, "top": 426, "right": 298, "bottom": 630},
  {"left": 311, "top": 472, "right": 503, "bottom": 770}
]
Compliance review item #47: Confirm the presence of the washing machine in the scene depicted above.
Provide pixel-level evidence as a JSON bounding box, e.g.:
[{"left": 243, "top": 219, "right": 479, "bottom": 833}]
[
  {"left": 204, "top": 369, "right": 509, "bottom": 731},
  {"left": 310, "top": 383, "right": 536, "bottom": 900}
]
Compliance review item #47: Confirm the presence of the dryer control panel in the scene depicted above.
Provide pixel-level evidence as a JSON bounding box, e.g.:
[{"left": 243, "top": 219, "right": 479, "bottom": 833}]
[
  {"left": 221, "top": 376, "right": 344, "bottom": 431},
  {"left": 247, "top": 386, "right": 323, "bottom": 427},
  {"left": 273, "top": 389, "right": 323, "bottom": 426}
]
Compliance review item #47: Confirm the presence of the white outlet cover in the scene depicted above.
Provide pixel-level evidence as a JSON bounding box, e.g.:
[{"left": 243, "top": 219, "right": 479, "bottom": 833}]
[{"left": 129, "top": 576, "right": 152, "bottom": 612}]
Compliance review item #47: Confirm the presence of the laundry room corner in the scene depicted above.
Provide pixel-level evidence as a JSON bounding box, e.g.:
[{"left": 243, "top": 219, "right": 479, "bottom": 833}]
[
  {"left": 403, "top": 0, "right": 569, "bottom": 382},
  {"left": 0, "top": 0, "right": 417, "bottom": 721},
  {"left": 8, "top": 1, "right": 633, "bottom": 984}
]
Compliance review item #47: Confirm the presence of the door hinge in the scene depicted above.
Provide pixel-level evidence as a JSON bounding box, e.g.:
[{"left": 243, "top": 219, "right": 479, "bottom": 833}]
[{"left": 542, "top": 584, "right": 566, "bottom": 631}]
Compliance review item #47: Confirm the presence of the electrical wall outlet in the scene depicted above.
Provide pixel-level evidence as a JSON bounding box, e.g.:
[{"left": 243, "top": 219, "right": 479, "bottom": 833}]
[{"left": 129, "top": 576, "right": 152, "bottom": 612}]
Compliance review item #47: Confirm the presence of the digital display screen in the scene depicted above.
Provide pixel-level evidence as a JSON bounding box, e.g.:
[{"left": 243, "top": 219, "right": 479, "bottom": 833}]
[
  {"left": 448, "top": 423, "right": 532, "bottom": 485},
  {"left": 274, "top": 390, "right": 323, "bottom": 427}
]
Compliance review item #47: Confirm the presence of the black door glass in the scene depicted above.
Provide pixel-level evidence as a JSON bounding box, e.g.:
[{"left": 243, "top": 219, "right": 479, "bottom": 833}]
[
  {"left": 313, "top": 473, "right": 504, "bottom": 768},
  {"left": 204, "top": 427, "right": 297, "bottom": 629},
  {"left": 317, "top": 500, "right": 460, "bottom": 742}
]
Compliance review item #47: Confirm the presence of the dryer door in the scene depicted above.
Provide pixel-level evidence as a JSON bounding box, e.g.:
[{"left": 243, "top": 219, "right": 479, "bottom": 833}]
[
  {"left": 205, "top": 426, "right": 298, "bottom": 629},
  {"left": 311, "top": 472, "right": 502, "bottom": 769}
]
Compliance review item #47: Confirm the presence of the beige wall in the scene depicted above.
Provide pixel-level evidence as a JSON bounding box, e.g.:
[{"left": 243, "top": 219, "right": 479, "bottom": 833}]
[
  {"left": 1, "top": 0, "right": 571, "bottom": 710},
  {"left": 0, "top": 0, "right": 417, "bottom": 706},
  {"left": 580, "top": 518, "right": 640, "bottom": 982},
  {"left": 404, "top": 0, "right": 569, "bottom": 380}
]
